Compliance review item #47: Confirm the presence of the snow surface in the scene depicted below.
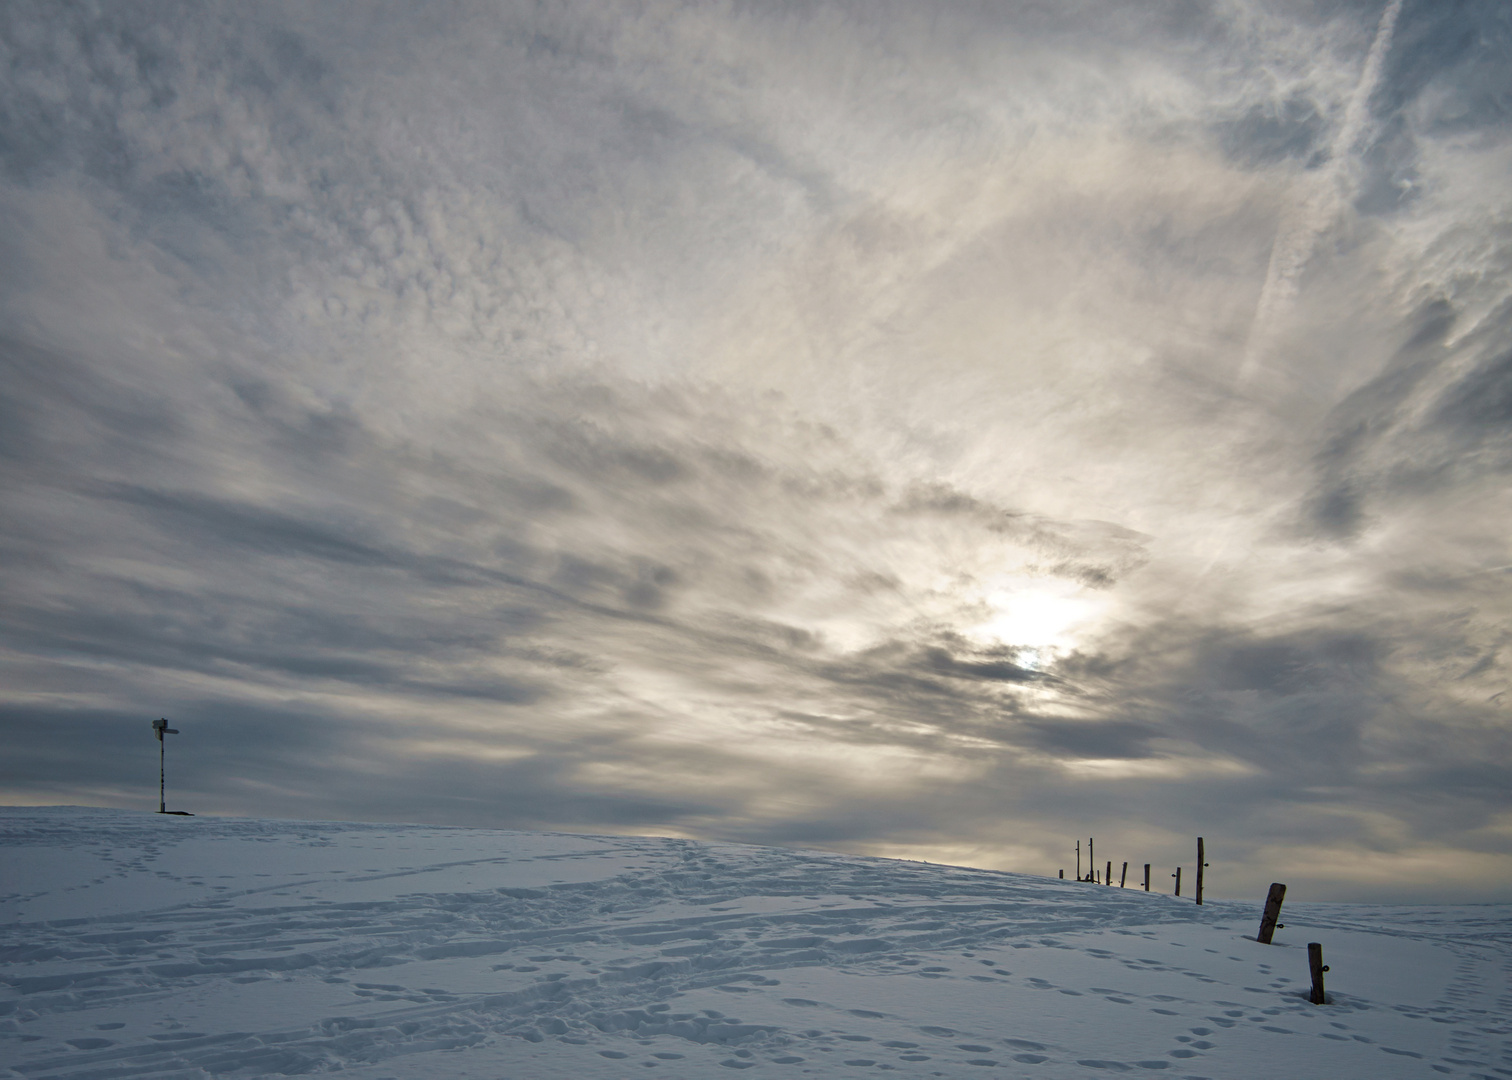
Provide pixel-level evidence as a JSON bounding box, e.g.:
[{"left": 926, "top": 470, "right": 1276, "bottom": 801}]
[{"left": 1, "top": 808, "right": 1508, "bottom": 1079}]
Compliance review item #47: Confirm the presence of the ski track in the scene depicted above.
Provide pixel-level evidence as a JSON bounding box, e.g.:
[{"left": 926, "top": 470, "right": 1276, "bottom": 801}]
[{"left": 2, "top": 809, "right": 1508, "bottom": 1079}]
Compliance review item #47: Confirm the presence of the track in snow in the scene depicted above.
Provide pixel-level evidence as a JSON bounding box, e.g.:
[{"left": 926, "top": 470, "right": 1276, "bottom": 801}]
[{"left": 2, "top": 808, "right": 1508, "bottom": 1079}]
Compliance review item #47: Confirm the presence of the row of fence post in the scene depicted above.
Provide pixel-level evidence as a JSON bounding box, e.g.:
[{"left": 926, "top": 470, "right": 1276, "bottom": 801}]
[
  {"left": 1061, "top": 847, "right": 1334, "bottom": 1006},
  {"left": 1063, "top": 836, "right": 1206, "bottom": 903}
]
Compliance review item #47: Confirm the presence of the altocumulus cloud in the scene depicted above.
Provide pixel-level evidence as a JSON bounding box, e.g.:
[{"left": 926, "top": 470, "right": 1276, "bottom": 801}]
[{"left": 1, "top": 0, "right": 1510, "bottom": 902}]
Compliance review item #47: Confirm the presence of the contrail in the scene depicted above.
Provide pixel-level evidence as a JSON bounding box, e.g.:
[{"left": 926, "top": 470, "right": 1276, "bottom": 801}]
[{"left": 1238, "top": 0, "right": 1404, "bottom": 383}]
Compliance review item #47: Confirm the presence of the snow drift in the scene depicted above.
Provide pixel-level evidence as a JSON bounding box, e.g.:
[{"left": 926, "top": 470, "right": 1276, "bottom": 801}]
[{"left": 1, "top": 807, "right": 1507, "bottom": 1079}]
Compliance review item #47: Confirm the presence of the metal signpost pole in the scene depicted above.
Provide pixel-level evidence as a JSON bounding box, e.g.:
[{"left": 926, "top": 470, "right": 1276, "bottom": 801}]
[{"left": 153, "top": 719, "right": 179, "bottom": 814}]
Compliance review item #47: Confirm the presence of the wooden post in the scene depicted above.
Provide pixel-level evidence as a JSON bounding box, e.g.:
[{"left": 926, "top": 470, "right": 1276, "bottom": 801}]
[
  {"left": 1089, "top": 837, "right": 1094, "bottom": 878},
  {"left": 1195, "top": 837, "right": 1206, "bottom": 905},
  {"left": 1257, "top": 883, "right": 1287, "bottom": 944},
  {"left": 1059, "top": 869, "right": 1064, "bottom": 879},
  {"left": 1173, "top": 866, "right": 1181, "bottom": 896},
  {"left": 1143, "top": 863, "right": 1150, "bottom": 891},
  {"left": 1120, "top": 861, "right": 1127, "bottom": 887},
  {"left": 1076, "top": 841, "right": 1081, "bottom": 882},
  {"left": 1106, "top": 860, "right": 1112, "bottom": 886},
  {"left": 1307, "top": 943, "right": 1329, "bottom": 1004}
]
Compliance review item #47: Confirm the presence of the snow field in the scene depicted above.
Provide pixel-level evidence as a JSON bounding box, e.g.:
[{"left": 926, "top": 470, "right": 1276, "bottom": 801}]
[{"left": 1, "top": 807, "right": 1508, "bottom": 1079}]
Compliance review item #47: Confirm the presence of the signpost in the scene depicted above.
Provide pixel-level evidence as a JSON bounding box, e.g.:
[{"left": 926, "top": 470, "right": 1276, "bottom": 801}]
[{"left": 152, "top": 719, "right": 192, "bottom": 816}]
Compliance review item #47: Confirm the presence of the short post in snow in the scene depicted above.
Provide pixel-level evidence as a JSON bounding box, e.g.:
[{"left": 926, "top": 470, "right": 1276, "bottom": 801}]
[
  {"left": 1076, "top": 840, "right": 1081, "bottom": 882},
  {"left": 1106, "top": 860, "right": 1112, "bottom": 886},
  {"left": 152, "top": 718, "right": 179, "bottom": 814},
  {"left": 1307, "top": 943, "right": 1329, "bottom": 1004},
  {"left": 1257, "top": 883, "right": 1287, "bottom": 944},
  {"left": 1120, "top": 861, "right": 1128, "bottom": 887},
  {"left": 1089, "top": 837, "right": 1094, "bottom": 881},
  {"left": 1173, "top": 866, "right": 1181, "bottom": 896},
  {"left": 1196, "top": 837, "right": 1207, "bottom": 905},
  {"left": 1143, "top": 863, "right": 1151, "bottom": 891},
  {"left": 1059, "top": 869, "right": 1064, "bottom": 878}
]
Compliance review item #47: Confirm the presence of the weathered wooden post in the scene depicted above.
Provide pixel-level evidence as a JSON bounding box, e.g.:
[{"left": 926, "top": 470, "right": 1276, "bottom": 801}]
[
  {"left": 1059, "top": 869, "right": 1064, "bottom": 878},
  {"left": 1172, "top": 866, "right": 1181, "bottom": 896},
  {"left": 1143, "top": 863, "right": 1150, "bottom": 891},
  {"left": 1256, "top": 883, "right": 1287, "bottom": 944},
  {"left": 1307, "top": 943, "right": 1329, "bottom": 1004},
  {"left": 1195, "top": 837, "right": 1206, "bottom": 905},
  {"left": 1089, "top": 837, "right": 1094, "bottom": 880},
  {"left": 1120, "top": 861, "right": 1128, "bottom": 887},
  {"left": 1076, "top": 841, "right": 1081, "bottom": 882},
  {"left": 1106, "top": 860, "right": 1112, "bottom": 886}
]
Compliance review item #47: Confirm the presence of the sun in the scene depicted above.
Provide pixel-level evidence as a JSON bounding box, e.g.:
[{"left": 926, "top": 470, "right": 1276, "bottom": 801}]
[{"left": 965, "top": 575, "right": 1103, "bottom": 654}]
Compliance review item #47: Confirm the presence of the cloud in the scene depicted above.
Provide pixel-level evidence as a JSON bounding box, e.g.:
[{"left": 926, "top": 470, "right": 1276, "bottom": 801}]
[{"left": 0, "top": 0, "right": 1509, "bottom": 902}]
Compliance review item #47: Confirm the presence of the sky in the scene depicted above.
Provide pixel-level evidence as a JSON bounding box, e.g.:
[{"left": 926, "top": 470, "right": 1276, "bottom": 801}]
[{"left": 1, "top": 0, "right": 1509, "bottom": 904}]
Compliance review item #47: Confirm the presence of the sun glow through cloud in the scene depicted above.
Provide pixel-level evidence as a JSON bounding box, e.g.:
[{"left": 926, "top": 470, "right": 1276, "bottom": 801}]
[
  {"left": 967, "top": 577, "right": 1107, "bottom": 654},
  {"left": 1, "top": 0, "right": 1509, "bottom": 904}
]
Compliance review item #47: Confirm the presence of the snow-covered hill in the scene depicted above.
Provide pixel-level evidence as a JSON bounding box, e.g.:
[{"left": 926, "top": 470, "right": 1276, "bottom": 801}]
[{"left": 1, "top": 808, "right": 1507, "bottom": 1079}]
